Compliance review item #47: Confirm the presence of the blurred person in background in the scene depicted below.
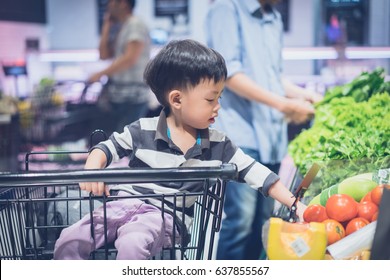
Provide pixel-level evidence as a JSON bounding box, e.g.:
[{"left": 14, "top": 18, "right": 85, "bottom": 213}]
[
  {"left": 89, "top": 0, "right": 151, "bottom": 135},
  {"left": 325, "top": 13, "right": 348, "bottom": 78},
  {"left": 206, "top": 0, "right": 323, "bottom": 260}
]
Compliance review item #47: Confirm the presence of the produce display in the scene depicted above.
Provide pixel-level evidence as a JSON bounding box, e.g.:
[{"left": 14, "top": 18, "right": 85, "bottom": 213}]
[
  {"left": 284, "top": 68, "right": 389, "bottom": 260},
  {"left": 302, "top": 181, "right": 385, "bottom": 259},
  {"left": 263, "top": 182, "right": 385, "bottom": 260},
  {"left": 308, "top": 172, "right": 376, "bottom": 205},
  {"left": 288, "top": 67, "right": 390, "bottom": 196}
]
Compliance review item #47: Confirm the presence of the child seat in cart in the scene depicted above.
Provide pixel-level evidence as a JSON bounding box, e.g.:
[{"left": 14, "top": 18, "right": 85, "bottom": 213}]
[{"left": 0, "top": 147, "right": 237, "bottom": 260}]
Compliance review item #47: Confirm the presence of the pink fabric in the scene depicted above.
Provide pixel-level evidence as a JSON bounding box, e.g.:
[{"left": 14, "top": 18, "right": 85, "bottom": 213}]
[{"left": 53, "top": 196, "right": 177, "bottom": 260}]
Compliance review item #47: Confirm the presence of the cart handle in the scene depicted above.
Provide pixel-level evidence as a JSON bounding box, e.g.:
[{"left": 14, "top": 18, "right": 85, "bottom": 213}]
[{"left": 0, "top": 164, "right": 238, "bottom": 188}]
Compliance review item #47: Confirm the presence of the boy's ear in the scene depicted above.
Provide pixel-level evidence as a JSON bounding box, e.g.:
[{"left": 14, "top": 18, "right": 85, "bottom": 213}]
[{"left": 168, "top": 90, "right": 182, "bottom": 109}]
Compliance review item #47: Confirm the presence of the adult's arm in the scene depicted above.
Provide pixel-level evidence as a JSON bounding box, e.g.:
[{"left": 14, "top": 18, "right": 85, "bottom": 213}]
[
  {"left": 282, "top": 78, "right": 324, "bottom": 104},
  {"left": 226, "top": 73, "right": 315, "bottom": 124},
  {"left": 99, "top": 12, "right": 115, "bottom": 60},
  {"left": 89, "top": 40, "right": 145, "bottom": 83}
]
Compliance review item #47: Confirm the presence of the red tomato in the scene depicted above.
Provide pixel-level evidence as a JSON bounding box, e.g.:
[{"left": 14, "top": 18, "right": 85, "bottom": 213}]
[
  {"left": 360, "top": 191, "right": 372, "bottom": 203},
  {"left": 322, "top": 219, "right": 345, "bottom": 245},
  {"left": 371, "top": 211, "right": 379, "bottom": 222},
  {"left": 345, "top": 217, "right": 369, "bottom": 236},
  {"left": 303, "top": 204, "right": 329, "bottom": 223},
  {"left": 325, "top": 194, "right": 358, "bottom": 222},
  {"left": 358, "top": 201, "right": 379, "bottom": 222},
  {"left": 371, "top": 185, "right": 384, "bottom": 206}
]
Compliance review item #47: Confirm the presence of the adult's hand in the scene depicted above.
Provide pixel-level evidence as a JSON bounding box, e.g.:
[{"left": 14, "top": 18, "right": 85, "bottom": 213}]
[
  {"left": 282, "top": 99, "right": 315, "bottom": 124},
  {"left": 305, "top": 91, "right": 324, "bottom": 104},
  {"left": 88, "top": 71, "right": 104, "bottom": 83}
]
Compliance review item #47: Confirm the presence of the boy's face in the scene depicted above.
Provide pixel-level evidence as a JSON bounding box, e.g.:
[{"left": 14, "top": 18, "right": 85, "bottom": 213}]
[{"left": 180, "top": 79, "right": 224, "bottom": 130}]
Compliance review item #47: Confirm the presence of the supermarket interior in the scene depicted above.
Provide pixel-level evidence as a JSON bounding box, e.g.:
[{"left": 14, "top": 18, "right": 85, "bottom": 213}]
[
  {"left": 1, "top": 0, "right": 389, "bottom": 172},
  {"left": 0, "top": 0, "right": 389, "bottom": 261}
]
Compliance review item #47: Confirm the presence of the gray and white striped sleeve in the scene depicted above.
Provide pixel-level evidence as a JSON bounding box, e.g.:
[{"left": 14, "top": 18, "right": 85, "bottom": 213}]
[{"left": 93, "top": 124, "right": 134, "bottom": 166}]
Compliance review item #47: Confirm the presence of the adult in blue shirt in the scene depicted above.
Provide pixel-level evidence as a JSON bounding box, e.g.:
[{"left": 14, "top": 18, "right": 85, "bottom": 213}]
[{"left": 205, "top": 0, "right": 323, "bottom": 260}]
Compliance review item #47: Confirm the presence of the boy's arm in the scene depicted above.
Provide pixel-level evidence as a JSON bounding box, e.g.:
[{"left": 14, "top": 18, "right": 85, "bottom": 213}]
[
  {"left": 79, "top": 148, "right": 110, "bottom": 196},
  {"left": 267, "top": 180, "right": 307, "bottom": 221},
  {"left": 225, "top": 147, "right": 307, "bottom": 221}
]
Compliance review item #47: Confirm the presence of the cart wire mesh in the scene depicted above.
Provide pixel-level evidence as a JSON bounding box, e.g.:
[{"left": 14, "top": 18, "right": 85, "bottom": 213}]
[{"left": 0, "top": 163, "right": 237, "bottom": 260}]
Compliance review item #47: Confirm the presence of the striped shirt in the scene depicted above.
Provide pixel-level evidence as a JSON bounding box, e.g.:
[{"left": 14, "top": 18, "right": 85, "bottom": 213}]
[{"left": 93, "top": 110, "right": 279, "bottom": 234}]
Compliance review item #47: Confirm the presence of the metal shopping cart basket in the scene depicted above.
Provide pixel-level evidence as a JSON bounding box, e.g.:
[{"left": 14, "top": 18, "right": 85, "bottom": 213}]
[{"left": 0, "top": 154, "right": 237, "bottom": 260}]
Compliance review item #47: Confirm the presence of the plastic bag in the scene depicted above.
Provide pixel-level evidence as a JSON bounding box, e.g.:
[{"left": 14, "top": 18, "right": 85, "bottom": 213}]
[
  {"left": 262, "top": 217, "right": 327, "bottom": 260},
  {"left": 327, "top": 221, "right": 376, "bottom": 260}
]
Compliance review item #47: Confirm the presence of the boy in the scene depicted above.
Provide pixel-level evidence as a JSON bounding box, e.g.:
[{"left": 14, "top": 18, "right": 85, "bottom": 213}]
[{"left": 53, "top": 39, "right": 306, "bottom": 260}]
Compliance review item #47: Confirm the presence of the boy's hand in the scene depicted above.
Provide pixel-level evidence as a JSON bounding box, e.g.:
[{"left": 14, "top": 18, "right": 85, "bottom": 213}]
[
  {"left": 296, "top": 201, "right": 307, "bottom": 222},
  {"left": 79, "top": 181, "right": 110, "bottom": 196},
  {"left": 80, "top": 149, "right": 109, "bottom": 196}
]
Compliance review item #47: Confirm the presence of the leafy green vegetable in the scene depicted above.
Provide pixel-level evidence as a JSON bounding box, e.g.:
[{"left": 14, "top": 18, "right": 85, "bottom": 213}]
[
  {"left": 288, "top": 68, "right": 390, "bottom": 196},
  {"left": 315, "top": 67, "right": 385, "bottom": 107}
]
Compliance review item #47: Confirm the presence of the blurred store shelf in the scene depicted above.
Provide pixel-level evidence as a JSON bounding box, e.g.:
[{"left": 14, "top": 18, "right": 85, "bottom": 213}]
[{"left": 36, "top": 47, "right": 390, "bottom": 62}]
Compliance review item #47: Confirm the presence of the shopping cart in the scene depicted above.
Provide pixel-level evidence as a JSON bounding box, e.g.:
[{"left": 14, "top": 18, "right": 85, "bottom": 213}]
[
  {"left": 19, "top": 80, "right": 102, "bottom": 145},
  {"left": 0, "top": 151, "right": 237, "bottom": 260}
]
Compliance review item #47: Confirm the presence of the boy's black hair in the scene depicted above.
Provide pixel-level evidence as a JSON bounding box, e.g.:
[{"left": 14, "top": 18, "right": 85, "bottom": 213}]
[{"left": 144, "top": 39, "right": 227, "bottom": 109}]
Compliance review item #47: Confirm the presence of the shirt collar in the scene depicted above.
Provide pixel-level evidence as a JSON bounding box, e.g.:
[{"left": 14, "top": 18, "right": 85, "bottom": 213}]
[
  {"left": 155, "top": 108, "right": 211, "bottom": 150},
  {"left": 155, "top": 108, "right": 169, "bottom": 143},
  {"left": 242, "top": 0, "right": 277, "bottom": 21}
]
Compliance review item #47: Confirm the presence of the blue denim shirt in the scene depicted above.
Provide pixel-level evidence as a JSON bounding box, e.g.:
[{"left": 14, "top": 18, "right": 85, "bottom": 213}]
[{"left": 205, "top": 0, "right": 287, "bottom": 164}]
